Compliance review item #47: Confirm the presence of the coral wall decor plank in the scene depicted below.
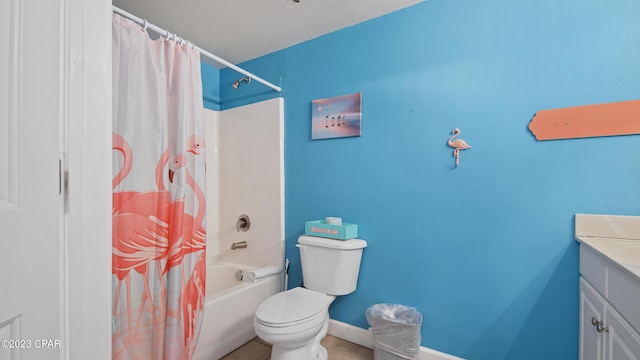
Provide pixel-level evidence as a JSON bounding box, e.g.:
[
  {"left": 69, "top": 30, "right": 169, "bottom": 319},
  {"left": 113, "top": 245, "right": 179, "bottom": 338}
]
[{"left": 529, "top": 100, "right": 640, "bottom": 140}]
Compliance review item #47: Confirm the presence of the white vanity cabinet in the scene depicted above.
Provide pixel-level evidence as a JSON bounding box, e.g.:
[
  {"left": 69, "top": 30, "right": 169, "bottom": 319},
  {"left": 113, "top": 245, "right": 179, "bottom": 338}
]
[{"left": 579, "top": 246, "right": 640, "bottom": 360}]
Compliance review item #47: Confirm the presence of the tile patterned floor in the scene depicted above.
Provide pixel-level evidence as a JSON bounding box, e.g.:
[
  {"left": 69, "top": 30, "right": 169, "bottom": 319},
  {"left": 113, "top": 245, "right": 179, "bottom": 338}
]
[{"left": 220, "top": 335, "right": 373, "bottom": 360}]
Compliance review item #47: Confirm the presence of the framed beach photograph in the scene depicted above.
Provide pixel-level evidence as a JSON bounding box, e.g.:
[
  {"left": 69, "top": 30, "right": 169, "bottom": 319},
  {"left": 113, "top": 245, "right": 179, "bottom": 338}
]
[{"left": 311, "top": 92, "right": 362, "bottom": 140}]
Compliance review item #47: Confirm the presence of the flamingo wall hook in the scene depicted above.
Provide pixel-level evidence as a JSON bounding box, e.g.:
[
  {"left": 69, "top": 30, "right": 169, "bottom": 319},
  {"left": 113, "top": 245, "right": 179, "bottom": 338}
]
[{"left": 447, "top": 128, "right": 471, "bottom": 167}]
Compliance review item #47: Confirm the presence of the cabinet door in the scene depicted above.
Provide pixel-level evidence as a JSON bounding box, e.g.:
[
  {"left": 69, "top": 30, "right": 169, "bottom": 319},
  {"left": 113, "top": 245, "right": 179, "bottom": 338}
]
[
  {"left": 581, "top": 278, "right": 606, "bottom": 360},
  {"left": 605, "top": 306, "right": 640, "bottom": 360}
]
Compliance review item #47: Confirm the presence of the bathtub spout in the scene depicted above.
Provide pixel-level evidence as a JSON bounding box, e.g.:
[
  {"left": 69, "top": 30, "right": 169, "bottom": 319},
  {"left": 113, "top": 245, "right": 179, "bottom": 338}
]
[{"left": 231, "top": 241, "right": 248, "bottom": 250}]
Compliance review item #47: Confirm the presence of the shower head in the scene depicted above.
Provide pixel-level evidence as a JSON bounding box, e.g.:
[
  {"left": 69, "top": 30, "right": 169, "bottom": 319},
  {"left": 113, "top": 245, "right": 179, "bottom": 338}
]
[{"left": 232, "top": 76, "right": 251, "bottom": 89}]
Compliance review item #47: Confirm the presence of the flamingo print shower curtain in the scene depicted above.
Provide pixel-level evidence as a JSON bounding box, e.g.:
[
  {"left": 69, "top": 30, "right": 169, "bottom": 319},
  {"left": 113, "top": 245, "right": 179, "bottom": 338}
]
[{"left": 112, "top": 14, "right": 206, "bottom": 360}]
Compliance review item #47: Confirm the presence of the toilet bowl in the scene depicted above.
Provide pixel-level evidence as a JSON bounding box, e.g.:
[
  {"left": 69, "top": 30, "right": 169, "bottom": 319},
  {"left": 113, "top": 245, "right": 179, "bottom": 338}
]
[
  {"left": 254, "top": 287, "right": 335, "bottom": 360},
  {"left": 253, "top": 236, "right": 367, "bottom": 360}
]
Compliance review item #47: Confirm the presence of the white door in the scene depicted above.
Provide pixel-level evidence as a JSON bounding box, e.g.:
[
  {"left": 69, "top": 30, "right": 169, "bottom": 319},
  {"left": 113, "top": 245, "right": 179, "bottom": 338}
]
[
  {"left": 0, "top": 0, "right": 112, "bottom": 359},
  {"left": 0, "top": 0, "right": 64, "bottom": 358}
]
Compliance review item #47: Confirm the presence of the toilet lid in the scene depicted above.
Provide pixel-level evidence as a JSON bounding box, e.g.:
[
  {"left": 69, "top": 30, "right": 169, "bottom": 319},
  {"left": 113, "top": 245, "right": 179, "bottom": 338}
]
[{"left": 256, "top": 287, "right": 328, "bottom": 327}]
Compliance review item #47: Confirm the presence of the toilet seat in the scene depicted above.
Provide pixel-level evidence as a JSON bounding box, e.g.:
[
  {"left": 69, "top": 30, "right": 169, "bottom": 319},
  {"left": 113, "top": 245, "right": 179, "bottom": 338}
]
[{"left": 255, "top": 287, "right": 328, "bottom": 328}]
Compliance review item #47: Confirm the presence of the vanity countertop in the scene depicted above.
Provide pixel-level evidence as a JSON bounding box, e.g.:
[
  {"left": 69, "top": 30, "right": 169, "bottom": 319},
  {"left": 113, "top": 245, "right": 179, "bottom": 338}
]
[{"left": 575, "top": 214, "right": 640, "bottom": 281}]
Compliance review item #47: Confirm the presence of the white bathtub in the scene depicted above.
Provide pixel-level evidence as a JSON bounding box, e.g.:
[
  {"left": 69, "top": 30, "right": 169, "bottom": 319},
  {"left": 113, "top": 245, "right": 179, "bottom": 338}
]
[{"left": 193, "top": 262, "right": 283, "bottom": 360}]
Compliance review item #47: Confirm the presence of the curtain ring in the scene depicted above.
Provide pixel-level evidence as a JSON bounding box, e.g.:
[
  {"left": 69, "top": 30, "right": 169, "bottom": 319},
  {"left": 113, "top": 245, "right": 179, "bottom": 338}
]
[
  {"left": 163, "top": 29, "right": 170, "bottom": 40},
  {"left": 141, "top": 19, "right": 149, "bottom": 32}
]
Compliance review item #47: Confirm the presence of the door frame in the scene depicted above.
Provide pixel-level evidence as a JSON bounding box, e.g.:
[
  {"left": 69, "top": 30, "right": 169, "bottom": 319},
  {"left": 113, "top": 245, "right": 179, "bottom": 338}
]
[{"left": 63, "top": 0, "right": 111, "bottom": 358}]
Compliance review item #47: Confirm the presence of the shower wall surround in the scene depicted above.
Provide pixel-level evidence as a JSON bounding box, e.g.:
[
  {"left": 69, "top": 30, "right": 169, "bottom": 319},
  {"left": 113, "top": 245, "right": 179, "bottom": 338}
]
[{"left": 203, "top": 99, "right": 284, "bottom": 266}]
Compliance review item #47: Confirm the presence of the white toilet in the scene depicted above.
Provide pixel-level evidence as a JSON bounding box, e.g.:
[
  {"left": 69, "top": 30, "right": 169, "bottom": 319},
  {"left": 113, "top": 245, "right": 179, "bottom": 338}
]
[{"left": 254, "top": 235, "right": 367, "bottom": 360}]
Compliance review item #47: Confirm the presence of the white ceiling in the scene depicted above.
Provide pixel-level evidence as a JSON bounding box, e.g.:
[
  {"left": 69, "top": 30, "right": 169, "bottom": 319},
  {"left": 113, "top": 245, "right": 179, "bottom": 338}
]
[{"left": 112, "top": 0, "right": 424, "bottom": 67}]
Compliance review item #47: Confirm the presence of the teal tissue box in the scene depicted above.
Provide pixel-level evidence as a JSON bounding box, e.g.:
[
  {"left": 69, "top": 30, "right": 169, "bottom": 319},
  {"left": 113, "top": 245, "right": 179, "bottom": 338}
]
[{"left": 304, "top": 220, "right": 358, "bottom": 240}]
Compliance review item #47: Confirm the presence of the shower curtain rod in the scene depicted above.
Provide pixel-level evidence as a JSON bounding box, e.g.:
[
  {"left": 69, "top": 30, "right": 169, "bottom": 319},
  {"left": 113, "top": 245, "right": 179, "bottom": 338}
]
[{"left": 112, "top": 6, "right": 282, "bottom": 93}]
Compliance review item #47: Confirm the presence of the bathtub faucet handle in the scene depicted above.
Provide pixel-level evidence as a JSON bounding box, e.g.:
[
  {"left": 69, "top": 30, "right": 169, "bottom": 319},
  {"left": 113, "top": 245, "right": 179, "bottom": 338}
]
[
  {"left": 231, "top": 241, "right": 248, "bottom": 250},
  {"left": 236, "top": 214, "right": 250, "bottom": 232}
]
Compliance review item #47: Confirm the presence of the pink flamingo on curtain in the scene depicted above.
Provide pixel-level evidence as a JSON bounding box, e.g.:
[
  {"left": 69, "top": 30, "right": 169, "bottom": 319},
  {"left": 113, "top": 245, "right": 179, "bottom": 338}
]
[
  {"left": 164, "top": 150, "right": 206, "bottom": 276},
  {"left": 181, "top": 135, "right": 207, "bottom": 256},
  {"left": 112, "top": 133, "right": 138, "bottom": 213},
  {"left": 182, "top": 252, "right": 206, "bottom": 357},
  {"left": 116, "top": 150, "right": 170, "bottom": 323},
  {"left": 155, "top": 137, "right": 205, "bottom": 263},
  {"left": 187, "top": 135, "right": 204, "bottom": 157},
  {"left": 112, "top": 133, "right": 133, "bottom": 189},
  {"left": 154, "top": 137, "right": 204, "bottom": 333},
  {"left": 112, "top": 132, "right": 146, "bottom": 337},
  {"left": 112, "top": 210, "right": 169, "bottom": 337},
  {"left": 115, "top": 148, "right": 172, "bottom": 216},
  {"left": 165, "top": 136, "right": 206, "bottom": 269},
  {"left": 163, "top": 141, "right": 207, "bottom": 351},
  {"left": 113, "top": 143, "right": 172, "bottom": 332},
  {"left": 113, "top": 138, "right": 202, "bottom": 336}
]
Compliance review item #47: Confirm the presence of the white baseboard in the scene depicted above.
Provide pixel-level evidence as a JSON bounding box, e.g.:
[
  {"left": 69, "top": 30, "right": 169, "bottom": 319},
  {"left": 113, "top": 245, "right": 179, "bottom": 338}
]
[{"left": 328, "top": 319, "right": 465, "bottom": 360}]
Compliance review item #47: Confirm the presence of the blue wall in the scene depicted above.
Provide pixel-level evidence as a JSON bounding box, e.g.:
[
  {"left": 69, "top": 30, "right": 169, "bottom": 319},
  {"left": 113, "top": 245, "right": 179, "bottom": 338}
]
[
  {"left": 202, "top": 62, "right": 221, "bottom": 110},
  {"left": 211, "top": 0, "right": 640, "bottom": 358}
]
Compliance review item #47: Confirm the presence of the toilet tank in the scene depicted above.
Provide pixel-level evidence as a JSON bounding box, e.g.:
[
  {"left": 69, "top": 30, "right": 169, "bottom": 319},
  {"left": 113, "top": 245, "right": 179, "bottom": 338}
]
[{"left": 297, "top": 235, "right": 367, "bottom": 296}]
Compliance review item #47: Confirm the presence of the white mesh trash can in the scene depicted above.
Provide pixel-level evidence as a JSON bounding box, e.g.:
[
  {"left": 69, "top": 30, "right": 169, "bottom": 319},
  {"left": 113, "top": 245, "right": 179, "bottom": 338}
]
[{"left": 366, "top": 304, "right": 423, "bottom": 360}]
